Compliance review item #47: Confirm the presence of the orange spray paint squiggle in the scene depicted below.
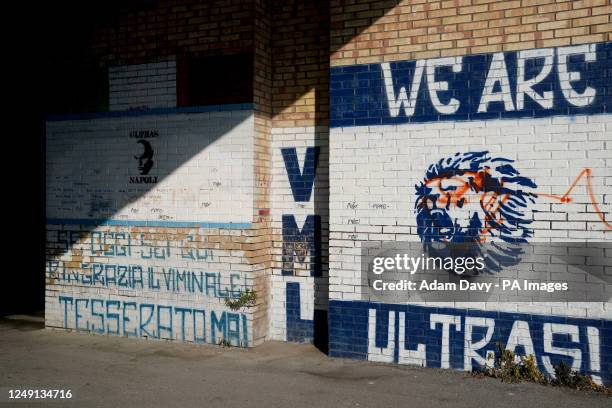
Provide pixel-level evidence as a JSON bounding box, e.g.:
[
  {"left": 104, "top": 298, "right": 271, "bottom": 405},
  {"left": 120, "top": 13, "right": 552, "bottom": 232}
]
[{"left": 538, "top": 168, "right": 611, "bottom": 230}]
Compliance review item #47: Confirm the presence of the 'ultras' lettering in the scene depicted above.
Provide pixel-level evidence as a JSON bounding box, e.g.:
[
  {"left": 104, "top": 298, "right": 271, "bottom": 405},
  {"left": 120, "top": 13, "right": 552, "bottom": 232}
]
[{"left": 352, "top": 304, "right": 608, "bottom": 385}]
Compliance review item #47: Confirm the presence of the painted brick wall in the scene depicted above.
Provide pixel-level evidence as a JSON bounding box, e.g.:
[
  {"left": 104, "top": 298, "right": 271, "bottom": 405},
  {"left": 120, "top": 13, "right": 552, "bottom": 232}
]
[
  {"left": 45, "top": 0, "right": 272, "bottom": 347},
  {"left": 269, "top": 127, "right": 329, "bottom": 343},
  {"left": 267, "top": 1, "right": 330, "bottom": 344},
  {"left": 44, "top": 0, "right": 334, "bottom": 348},
  {"left": 46, "top": 224, "right": 254, "bottom": 346},
  {"left": 328, "top": 1, "right": 612, "bottom": 383},
  {"left": 109, "top": 61, "right": 177, "bottom": 111},
  {"left": 45, "top": 0, "right": 612, "bottom": 384},
  {"left": 46, "top": 110, "right": 254, "bottom": 224},
  {"left": 45, "top": 107, "right": 265, "bottom": 346}
]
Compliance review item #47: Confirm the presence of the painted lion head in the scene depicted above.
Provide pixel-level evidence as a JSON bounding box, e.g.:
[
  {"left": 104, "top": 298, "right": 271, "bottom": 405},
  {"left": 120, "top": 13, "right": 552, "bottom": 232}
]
[{"left": 415, "top": 151, "right": 538, "bottom": 272}]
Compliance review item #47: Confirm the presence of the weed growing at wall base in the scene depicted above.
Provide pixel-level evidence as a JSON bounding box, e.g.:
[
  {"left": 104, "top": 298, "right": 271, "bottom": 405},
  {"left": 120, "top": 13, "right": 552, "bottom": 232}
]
[
  {"left": 225, "top": 289, "right": 257, "bottom": 311},
  {"left": 474, "top": 343, "right": 611, "bottom": 395}
]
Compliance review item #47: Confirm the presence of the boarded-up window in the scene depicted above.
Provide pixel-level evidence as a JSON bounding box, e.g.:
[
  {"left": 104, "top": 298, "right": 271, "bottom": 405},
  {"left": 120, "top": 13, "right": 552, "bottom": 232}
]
[{"left": 178, "top": 53, "right": 253, "bottom": 106}]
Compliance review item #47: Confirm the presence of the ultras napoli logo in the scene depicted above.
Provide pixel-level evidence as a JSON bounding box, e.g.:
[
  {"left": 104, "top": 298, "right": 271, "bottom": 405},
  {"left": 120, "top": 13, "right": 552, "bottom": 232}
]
[{"left": 130, "top": 130, "right": 158, "bottom": 184}]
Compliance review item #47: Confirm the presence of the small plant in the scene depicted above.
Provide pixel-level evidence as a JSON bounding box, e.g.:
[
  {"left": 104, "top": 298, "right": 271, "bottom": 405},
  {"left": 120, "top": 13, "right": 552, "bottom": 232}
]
[
  {"left": 521, "top": 354, "right": 547, "bottom": 384},
  {"left": 480, "top": 342, "right": 546, "bottom": 384},
  {"left": 553, "top": 360, "right": 573, "bottom": 386},
  {"left": 218, "top": 339, "right": 232, "bottom": 348},
  {"left": 225, "top": 289, "right": 257, "bottom": 311},
  {"left": 475, "top": 342, "right": 610, "bottom": 395},
  {"left": 552, "top": 361, "right": 610, "bottom": 394}
]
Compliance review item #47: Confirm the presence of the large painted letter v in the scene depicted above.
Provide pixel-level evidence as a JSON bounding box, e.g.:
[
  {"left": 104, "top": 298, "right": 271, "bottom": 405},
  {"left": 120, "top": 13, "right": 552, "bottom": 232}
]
[{"left": 281, "top": 147, "right": 320, "bottom": 202}]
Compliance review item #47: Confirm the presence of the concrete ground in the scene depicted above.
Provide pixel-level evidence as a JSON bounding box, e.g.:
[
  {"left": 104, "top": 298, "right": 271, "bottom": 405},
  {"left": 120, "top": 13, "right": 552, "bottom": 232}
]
[{"left": 0, "top": 315, "right": 609, "bottom": 408}]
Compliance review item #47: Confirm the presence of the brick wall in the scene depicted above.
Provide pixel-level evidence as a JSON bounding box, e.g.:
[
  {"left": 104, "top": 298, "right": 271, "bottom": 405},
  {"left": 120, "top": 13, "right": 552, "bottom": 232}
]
[
  {"left": 267, "top": 1, "right": 330, "bottom": 344},
  {"left": 45, "top": 0, "right": 270, "bottom": 347},
  {"left": 44, "top": 0, "right": 333, "bottom": 348},
  {"left": 268, "top": 127, "right": 329, "bottom": 343},
  {"left": 44, "top": 0, "right": 612, "bottom": 384},
  {"left": 271, "top": 0, "right": 330, "bottom": 127},
  {"left": 90, "top": 0, "right": 254, "bottom": 67},
  {"left": 251, "top": 0, "right": 274, "bottom": 343},
  {"left": 330, "top": 0, "right": 611, "bottom": 66},
  {"left": 328, "top": 0, "right": 611, "bottom": 384},
  {"left": 46, "top": 108, "right": 259, "bottom": 346},
  {"left": 108, "top": 61, "right": 177, "bottom": 111}
]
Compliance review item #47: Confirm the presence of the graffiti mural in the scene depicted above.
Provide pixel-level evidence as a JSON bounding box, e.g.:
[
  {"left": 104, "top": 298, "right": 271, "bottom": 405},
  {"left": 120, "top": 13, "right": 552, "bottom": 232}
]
[
  {"left": 415, "top": 151, "right": 538, "bottom": 245},
  {"left": 278, "top": 145, "right": 325, "bottom": 343},
  {"left": 281, "top": 146, "right": 322, "bottom": 277},
  {"left": 415, "top": 152, "right": 612, "bottom": 248},
  {"left": 281, "top": 147, "right": 320, "bottom": 203},
  {"left": 331, "top": 42, "right": 611, "bottom": 128},
  {"left": 46, "top": 109, "right": 254, "bottom": 225},
  {"left": 415, "top": 151, "right": 538, "bottom": 272},
  {"left": 285, "top": 282, "right": 315, "bottom": 343},
  {"left": 328, "top": 301, "right": 610, "bottom": 385},
  {"left": 540, "top": 168, "right": 612, "bottom": 230},
  {"left": 414, "top": 151, "right": 611, "bottom": 272},
  {"left": 57, "top": 295, "right": 248, "bottom": 346},
  {"left": 282, "top": 215, "right": 322, "bottom": 277},
  {"left": 328, "top": 40, "right": 611, "bottom": 383},
  {"left": 46, "top": 107, "right": 258, "bottom": 347}
]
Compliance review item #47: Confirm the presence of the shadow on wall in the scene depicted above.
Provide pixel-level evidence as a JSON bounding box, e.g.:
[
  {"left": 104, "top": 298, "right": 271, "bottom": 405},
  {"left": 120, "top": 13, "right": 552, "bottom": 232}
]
[
  {"left": 45, "top": 110, "right": 252, "bottom": 261},
  {"left": 267, "top": 0, "right": 414, "bottom": 354},
  {"left": 269, "top": 0, "right": 333, "bottom": 353},
  {"left": 39, "top": 0, "right": 398, "bottom": 338},
  {"left": 313, "top": 88, "right": 330, "bottom": 354}
]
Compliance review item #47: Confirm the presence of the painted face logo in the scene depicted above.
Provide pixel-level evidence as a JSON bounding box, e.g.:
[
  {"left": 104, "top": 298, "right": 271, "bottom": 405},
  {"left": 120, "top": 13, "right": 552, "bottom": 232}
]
[
  {"left": 415, "top": 151, "right": 537, "bottom": 243},
  {"left": 134, "top": 139, "right": 154, "bottom": 175},
  {"left": 415, "top": 152, "right": 537, "bottom": 272}
]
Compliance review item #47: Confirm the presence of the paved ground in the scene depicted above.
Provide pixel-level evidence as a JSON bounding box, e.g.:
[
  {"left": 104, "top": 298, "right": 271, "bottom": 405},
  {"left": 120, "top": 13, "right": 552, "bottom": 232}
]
[{"left": 0, "top": 315, "right": 609, "bottom": 408}]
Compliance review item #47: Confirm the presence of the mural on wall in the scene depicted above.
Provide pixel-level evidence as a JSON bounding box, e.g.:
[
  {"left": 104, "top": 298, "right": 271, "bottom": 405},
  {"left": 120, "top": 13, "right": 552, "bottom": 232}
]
[
  {"left": 328, "top": 41, "right": 611, "bottom": 383},
  {"left": 281, "top": 147, "right": 322, "bottom": 277},
  {"left": 414, "top": 152, "right": 611, "bottom": 273},
  {"left": 329, "top": 301, "right": 610, "bottom": 385},
  {"left": 46, "top": 109, "right": 254, "bottom": 225},
  {"left": 56, "top": 295, "right": 248, "bottom": 346},
  {"left": 415, "top": 151, "right": 539, "bottom": 272},
  {"left": 131, "top": 129, "right": 157, "bottom": 184},
  {"left": 134, "top": 139, "right": 154, "bottom": 175},
  {"left": 46, "top": 228, "right": 251, "bottom": 346},
  {"left": 280, "top": 146, "right": 323, "bottom": 343},
  {"left": 331, "top": 42, "right": 611, "bottom": 128},
  {"left": 415, "top": 151, "right": 537, "bottom": 245},
  {"left": 282, "top": 214, "right": 322, "bottom": 277},
  {"left": 46, "top": 107, "right": 256, "bottom": 347},
  {"left": 415, "top": 151, "right": 611, "bottom": 249},
  {"left": 285, "top": 282, "right": 318, "bottom": 343}
]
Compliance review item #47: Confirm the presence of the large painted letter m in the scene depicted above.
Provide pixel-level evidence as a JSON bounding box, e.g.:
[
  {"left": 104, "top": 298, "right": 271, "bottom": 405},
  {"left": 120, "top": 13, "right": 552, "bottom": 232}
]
[{"left": 282, "top": 215, "right": 322, "bottom": 277}]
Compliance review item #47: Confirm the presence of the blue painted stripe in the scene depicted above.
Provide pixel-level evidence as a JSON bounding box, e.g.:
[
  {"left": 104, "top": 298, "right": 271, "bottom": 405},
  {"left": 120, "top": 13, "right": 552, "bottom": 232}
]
[
  {"left": 46, "top": 218, "right": 252, "bottom": 229},
  {"left": 328, "top": 300, "right": 612, "bottom": 384},
  {"left": 46, "top": 103, "right": 254, "bottom": 121},
  {"left": 330, "top": 41, "right": 612, "bottom": 128}
]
